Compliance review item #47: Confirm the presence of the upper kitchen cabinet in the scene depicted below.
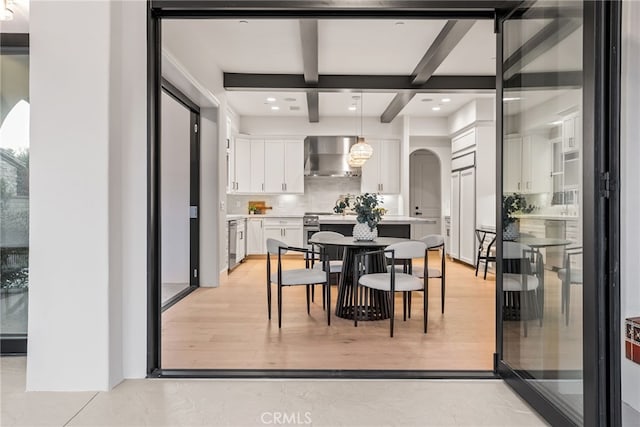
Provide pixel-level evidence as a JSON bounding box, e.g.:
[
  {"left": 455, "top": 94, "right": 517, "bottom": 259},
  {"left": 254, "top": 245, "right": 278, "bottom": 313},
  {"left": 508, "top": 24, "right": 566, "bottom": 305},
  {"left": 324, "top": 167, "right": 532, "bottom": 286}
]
[
  {"left": 361, "top": 139, "right": 400, "bottom": 194},
  {"left": 229, "top": 137, "right": 252, "bottom": 193},
  {"left": 503, "top": 134, "right": 551, "bottom": 194},
  {"left": 562, "top": 112, "right": 581, "bottom": 153},
  {"left": 264, "top": 139, "right": 304, "bottom": 194},
  {"left": 228, "top": 137, "right": 303, "bottom": 194}
]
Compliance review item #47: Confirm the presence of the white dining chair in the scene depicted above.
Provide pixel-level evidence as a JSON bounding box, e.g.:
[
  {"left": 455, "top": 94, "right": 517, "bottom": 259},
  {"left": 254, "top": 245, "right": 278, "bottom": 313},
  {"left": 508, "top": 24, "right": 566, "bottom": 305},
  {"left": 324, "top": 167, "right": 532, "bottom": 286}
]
[
  {"left": 266, "top": 238, "right": 331, "bottom": 328},
  {"left": 355, "top": 241, "right": 428, "bottom": 337}
]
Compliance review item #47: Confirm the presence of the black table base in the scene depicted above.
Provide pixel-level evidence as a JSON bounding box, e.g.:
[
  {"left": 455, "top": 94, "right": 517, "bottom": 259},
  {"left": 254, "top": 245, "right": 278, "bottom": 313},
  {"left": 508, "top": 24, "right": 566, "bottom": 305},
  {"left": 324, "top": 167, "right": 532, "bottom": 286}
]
[{"left": 335, "top": 246, "right": 391, "bottom": 321}]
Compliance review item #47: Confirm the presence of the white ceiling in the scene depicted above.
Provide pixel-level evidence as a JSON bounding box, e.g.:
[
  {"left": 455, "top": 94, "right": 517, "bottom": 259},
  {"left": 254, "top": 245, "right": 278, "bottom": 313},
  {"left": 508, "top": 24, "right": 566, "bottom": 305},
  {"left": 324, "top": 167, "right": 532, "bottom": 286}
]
[
  {"left": 162, "top": 18, "right": 497, "bottom": 119},
  {"left": 0, "top": 0, "right": 29, "bottom": 33}
]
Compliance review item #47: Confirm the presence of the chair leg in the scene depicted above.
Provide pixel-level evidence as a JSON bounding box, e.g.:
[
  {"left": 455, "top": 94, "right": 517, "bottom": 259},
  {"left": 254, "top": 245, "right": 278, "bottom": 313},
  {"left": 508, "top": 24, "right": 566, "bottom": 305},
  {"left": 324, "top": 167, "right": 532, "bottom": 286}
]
[
  {"left": 408, "top": 292, "right": 412, "bottom": 319},
  {"left": 306, "top": 285, "right": 310, "bottom": 315},
  {"left": 267, "top": 282, "right": 272, "bottom": 320},
  {"left": 403, "top": 292, "right": 407, "bottom": 321},
  {"left": 484, "top": 259, "right": 489, "bottom": 280},
  {"left": 475, "top": 256, "right": 481, "bottom": 277},
  {"left": 311, "top": 285, "right": 315, "bottom": 303},
  {"left": 565, "top": 282, "right": 571, "bottom": 326},
  {"left": 390, "top": 291, "right": 395, "bottom": 338},
  {"left": 441, "top": 276, "right": 445, "bottom": 314},
  {"left": 277, "top": 284, "right": 283, "bottom": 329},
  {"left": 326, "top": 282, "right": 331, "bottom": 326}
]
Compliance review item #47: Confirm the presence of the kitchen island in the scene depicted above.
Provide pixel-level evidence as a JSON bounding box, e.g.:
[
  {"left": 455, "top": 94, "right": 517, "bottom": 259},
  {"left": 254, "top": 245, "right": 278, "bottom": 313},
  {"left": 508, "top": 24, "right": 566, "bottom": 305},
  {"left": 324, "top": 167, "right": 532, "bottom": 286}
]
[{"left": 318, "top": 215, "right": 437, "bottom": 239}]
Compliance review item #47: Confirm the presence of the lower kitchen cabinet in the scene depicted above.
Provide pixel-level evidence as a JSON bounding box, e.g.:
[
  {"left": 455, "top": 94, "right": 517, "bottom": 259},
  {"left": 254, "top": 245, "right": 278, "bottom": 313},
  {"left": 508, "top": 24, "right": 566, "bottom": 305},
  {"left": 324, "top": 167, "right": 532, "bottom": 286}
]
[
  {"left": 246, "top": 217, "right": 304, "bottom": 254},
  {"left": 263, "top": 218, "right": 303, "bottom": 249},
  {"left": 247, "top": 218, "right": 265, "bottom": 255}
]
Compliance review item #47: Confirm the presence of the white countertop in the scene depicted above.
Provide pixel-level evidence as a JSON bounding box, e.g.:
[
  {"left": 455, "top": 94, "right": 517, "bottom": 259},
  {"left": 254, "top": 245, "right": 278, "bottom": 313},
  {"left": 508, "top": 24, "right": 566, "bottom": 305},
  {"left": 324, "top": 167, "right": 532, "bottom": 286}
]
[
  {"left": 515, "top": 214, "right": 579, "bottom": 221},
  {"left": 226, "top": 214, "right": 304, "bottom": 221},
  {"left": 318, "top": 215, "right": 437, "bottom": 225}
]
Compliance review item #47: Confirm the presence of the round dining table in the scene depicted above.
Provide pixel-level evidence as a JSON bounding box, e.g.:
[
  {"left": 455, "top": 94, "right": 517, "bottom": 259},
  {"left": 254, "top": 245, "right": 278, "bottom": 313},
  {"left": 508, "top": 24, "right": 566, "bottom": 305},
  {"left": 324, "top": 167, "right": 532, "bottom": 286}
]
[{"left": 308, "top": 235, "right": 408, "bottom": 321}]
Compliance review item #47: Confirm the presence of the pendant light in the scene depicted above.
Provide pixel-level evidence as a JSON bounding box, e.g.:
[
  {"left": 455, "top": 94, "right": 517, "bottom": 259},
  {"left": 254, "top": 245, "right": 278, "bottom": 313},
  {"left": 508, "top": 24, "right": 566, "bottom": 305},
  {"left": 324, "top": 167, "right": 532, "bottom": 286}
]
[
  {"left": 349, "top": 92, "right": 373, "bottom": 161},
  {"left": 348, "top": 151, "right": 367, "bottom": 167}
]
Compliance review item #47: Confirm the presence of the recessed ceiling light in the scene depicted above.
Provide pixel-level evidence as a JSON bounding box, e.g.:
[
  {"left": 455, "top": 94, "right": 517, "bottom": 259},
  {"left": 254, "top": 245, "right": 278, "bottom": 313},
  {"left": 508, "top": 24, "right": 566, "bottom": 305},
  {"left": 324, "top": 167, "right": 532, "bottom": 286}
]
[
  {"left": 271, "top": 106, "right": 280, "bottom": 111},
  {"left": 395, "top": 21, "right": 405, "bottom": 25},
  {"left": 441, "top": 98, "right": 451, "bottom": 103},
  {"left": 351, "top": 95, "right": 360, "bottom": 100},
  {"left": 289, "top": 106, "right": 301, "bottom": 111},
  {"left": 432, "top": 106, "right": 441, "bottom": 111},
  {"left": 239, "top": 20, "right": 248, "bottom": 24},
  {"left": 348, "top": 106, "right": 357, "bottom": 111},
  {"left": 421, "top": 98, "right": 433, "bottom": 102},
  {"left": 266, "top": 97, "right": 276, "bottom": 102},
  {"left": 284, "top": 97, "right": 296, "bottom": 102},
  {"left": 503, "top": 97, "right": 521, "bottom": 101},
  {"left": 549, "top": 120, "right": 563, "bottom": 125}
]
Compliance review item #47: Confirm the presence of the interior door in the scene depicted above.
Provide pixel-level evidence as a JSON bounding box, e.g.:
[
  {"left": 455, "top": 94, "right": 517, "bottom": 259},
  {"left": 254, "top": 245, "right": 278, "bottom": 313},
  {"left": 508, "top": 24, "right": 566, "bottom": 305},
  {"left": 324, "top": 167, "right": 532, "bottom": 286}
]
[{"left": 497, "top": 1, "right": 618, "bottom": 425}]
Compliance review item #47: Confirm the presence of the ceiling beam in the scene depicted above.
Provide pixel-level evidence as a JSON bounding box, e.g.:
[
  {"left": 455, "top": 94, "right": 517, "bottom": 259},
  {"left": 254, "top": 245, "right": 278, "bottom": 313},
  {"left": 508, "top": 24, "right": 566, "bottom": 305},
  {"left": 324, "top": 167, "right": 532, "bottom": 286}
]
[
  {"left": 411, "top": 20, "right": 475, "bottom": 85},
  {"left": 502, "top": 18, "right": 582, "bottom": 80},
  {"left": 299, "top": 19, "right": 319, "bottom": 122},
  {"left": 381, "top": 93, "right": 417, "bottom": 124},
  {"left": 223, "top": 73, "right": 496, "bottom": 92},
  {"left": 380, "top": 20, "right": 474, "bottom": 123}
]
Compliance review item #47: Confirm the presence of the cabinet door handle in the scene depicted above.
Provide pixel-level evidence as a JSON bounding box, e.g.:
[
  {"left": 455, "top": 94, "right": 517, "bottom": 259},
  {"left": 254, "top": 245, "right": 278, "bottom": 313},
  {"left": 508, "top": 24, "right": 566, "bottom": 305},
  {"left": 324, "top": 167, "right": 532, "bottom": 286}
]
[
  {"left": 380, "top": 183, "right": 383, "bottom": 192},
  {"left": 517, "top": 182, "right": 521, "bottom": 190},
  {"left": 261, "top": 183, "right": 264, "bottom": 191}
]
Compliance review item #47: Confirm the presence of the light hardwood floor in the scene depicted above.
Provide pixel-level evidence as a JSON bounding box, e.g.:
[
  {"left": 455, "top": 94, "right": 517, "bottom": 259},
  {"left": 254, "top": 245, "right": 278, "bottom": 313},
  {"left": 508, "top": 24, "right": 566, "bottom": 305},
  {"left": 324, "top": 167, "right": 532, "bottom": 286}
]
[{"left": 162, "top": 255, "right": 497, "bottom": 370}]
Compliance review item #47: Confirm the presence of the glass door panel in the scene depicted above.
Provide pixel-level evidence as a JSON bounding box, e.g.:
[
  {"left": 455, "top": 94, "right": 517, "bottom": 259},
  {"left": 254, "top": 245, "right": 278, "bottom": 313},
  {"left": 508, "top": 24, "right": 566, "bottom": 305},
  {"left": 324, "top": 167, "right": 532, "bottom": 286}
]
[
  {"left": 501, "top": 1, "right": 584, "bottom": 423},
  {"left": 1, "top": 51, "right": 30, "bottom": 354}
]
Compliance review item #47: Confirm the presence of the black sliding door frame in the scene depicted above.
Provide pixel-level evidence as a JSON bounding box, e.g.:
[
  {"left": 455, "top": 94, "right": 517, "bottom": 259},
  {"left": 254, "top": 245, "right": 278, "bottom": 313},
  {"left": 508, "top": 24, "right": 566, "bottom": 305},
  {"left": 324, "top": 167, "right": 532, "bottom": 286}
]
[
  {"left": 494, "top": 1, "right": 621, "bottom": 426},
  {"left": 146, "top": 0, "right": 509, "bottom": 378},
  {"left": 159, "top": 80, "right": 201, "bottom": 312}
]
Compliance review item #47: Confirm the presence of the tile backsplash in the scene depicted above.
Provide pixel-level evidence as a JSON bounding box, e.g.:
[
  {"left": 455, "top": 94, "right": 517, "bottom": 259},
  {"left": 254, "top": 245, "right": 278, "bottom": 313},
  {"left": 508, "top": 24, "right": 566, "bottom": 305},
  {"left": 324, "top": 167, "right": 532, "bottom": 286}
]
[{"left": 227, "top": 176, "right": 400, "bottom": 215}]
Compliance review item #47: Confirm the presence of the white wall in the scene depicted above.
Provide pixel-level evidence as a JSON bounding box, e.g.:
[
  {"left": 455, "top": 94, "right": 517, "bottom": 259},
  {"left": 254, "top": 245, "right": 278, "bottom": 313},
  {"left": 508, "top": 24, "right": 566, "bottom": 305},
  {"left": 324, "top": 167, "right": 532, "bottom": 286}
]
[
  {"left": 621, "top": 0, "right": 640, "bottom": 412},
  {"left": 408, "top": 117, "right": 449, "bottom": 137},
  {"left": 475, "top": 125, "right": 496, "bottom": 229},
  {"left": 200, "top": 107, "right": 220, "bottom": 287},
  {"left": 28, "top": 0, "right": 147, "bottom": 390},
  {"left": 161, "top": 92, "right": 191, "bottom": 285}
]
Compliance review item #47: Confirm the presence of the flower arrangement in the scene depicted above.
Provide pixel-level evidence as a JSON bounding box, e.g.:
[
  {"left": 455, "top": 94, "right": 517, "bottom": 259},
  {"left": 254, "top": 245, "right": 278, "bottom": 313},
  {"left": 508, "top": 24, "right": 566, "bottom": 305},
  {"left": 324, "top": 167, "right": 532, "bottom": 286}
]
[
  {"left": 502, "top": 193, "right": 535, "bottom": 231},
  {"left": 334, "top": 193, "right": 386, "bottom": 231}
]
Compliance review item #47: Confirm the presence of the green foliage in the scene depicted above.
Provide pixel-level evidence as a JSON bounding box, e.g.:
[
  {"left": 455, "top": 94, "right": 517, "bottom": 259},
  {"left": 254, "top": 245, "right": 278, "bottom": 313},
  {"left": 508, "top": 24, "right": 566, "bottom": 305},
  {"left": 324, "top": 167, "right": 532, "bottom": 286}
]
[
  {"left": 502, "top": 193, "right": 535, "bottom": 230},
  {"left": 334, "top": 193, "right": 385, "bottom": 231}
]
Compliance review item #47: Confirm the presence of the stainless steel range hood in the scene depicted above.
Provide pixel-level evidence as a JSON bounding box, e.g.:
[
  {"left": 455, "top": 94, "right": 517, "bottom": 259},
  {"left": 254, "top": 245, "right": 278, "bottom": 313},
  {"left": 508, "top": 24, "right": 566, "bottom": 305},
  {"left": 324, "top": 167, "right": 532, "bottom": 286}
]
[{"left": 304, "top": 136, "right": 361, "bottom": 177}]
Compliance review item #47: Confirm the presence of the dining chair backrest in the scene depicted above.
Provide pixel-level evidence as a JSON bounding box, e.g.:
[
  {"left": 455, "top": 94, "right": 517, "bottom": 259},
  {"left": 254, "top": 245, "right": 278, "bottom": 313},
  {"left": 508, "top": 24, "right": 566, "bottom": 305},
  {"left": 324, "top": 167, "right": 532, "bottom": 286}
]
[
  {"left": 503, "top": 241, "right": 536, "bottom": 275},
  {"left": 385, "top": 241, "right": 427, "bottom": 260},
  {"left": 311, "top": 231, "right": 343, "bottom": 241},
  {"left": 421, "top": 234, "right": 444, "bottom": 249},
  {"left": 266, "top": 238, "right": 288, "bottom": 255}
]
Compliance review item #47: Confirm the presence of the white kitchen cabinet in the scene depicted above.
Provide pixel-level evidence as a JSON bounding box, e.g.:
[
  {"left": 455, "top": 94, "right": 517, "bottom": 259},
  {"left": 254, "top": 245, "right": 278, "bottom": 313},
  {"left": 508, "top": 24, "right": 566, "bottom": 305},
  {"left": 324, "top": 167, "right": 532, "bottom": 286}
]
[
  {"left": 522, "top": 135, "right": 552, "bottom": 194},
  {"left": 361, "top": 139, "right": 400, "bottom": 194},
  {"left": 247, "top": 218, "right": 265, "bottom": 255},
  {"left": 504, "top": 136, "right": 523, "bottom": 193},
  {"left": 562, "top": 113, "right": 580, "bottom": 153},
  {"left": 229, "top": 137, "right": 252, "bottom": 193},
  {"left": 263, "top": 217, "right": 304, "bottom": 249},
  {"left": 235, "top": 219, "right": 246, "bottom": 263},
  {"left": 503, "top": 134, "right": 551, "bottom": 194},
  {"left": 450, "top": 163, "right": 476, "bottom": 266},
  {"left": 264, "top": 140, "right": 304, "bottom": 193},
  {"left": 450, "top": 172, "right": 461, "bottom": 259},
  {"left": 250, "top": 139, "right": 265, "bottom": 193}
]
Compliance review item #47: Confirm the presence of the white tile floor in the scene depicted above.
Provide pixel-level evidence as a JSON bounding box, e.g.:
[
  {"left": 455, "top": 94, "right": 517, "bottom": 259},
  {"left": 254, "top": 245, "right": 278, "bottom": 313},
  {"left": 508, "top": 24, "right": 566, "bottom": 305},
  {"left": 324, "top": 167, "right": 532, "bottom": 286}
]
[{"left": 1, "top": 357, "right": 548, "bottom": 426}]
